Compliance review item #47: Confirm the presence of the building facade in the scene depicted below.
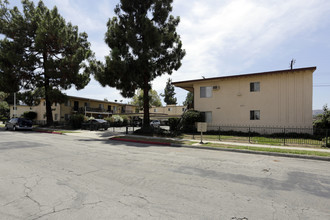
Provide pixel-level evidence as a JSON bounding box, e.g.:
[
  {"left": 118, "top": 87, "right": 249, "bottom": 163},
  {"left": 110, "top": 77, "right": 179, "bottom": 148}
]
[
  {"left": 141, "top": 105, "right": 187, "bottom": 120},
  {"left": 173, "top": 67, "right": 316, "bottom": 128},
  {"left": 10, "top": 95, "right": 138, "bottom": 123}
]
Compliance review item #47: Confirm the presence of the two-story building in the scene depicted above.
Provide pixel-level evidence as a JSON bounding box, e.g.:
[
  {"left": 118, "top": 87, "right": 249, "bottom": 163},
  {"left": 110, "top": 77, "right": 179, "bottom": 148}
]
[
  {"left": 140, "top": 105, "right": 187, "bottom": 122},
  {"left": 10, "top": 95, "right": 138, "bottom": 123},
  {"left": 173, "top": 67, "right": 316, "bottom": 128}
]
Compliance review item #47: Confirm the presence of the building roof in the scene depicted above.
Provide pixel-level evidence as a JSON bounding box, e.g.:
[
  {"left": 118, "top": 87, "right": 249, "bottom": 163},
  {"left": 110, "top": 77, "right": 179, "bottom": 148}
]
[
  {"left": 67, "top": 95, "right": 137, "bottom": 107},
  {"left": 172, "top": 66, "right": 317, "bottom": 92}
]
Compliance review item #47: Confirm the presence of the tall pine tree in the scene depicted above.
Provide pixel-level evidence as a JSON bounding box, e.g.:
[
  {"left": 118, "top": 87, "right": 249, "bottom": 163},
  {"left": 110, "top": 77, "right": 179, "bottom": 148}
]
[
  {"left": 161, "top": 78, "right": 177, "bottom": 105},
  {"left": 0, "top": 0, "right": 93, "bottom": 125},
  {"left": 94, "top": 0, "right": 185, "bottom": 128}
]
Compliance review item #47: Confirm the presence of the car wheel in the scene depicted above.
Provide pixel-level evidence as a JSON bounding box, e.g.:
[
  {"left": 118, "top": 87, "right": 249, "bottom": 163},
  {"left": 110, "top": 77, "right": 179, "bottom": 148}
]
[
  {"left": 104, "top": 127, "right": 108, "bottom": 130},
  {"left": 13, "top": 126, "right": 16, "bottom": 131},
  {"left": 5, "top": 126, "right": 8, "bottom": 130}
]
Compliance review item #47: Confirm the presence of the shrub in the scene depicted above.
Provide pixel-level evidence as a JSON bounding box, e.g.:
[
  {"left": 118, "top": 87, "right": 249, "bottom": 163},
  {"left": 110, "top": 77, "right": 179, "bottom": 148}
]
[
  {"left": 105, "top": 115, "right": 123, "bottom": 127},
  {"left": 168, "top": 117, "right": 180, "bottom": 131},
  {"left": 70, "top": 114, "right": 85, "bottom": 129},
  {"left": 181, "top": 110, "right": 203, "bottom": 133},
  {"left": 134, "top": 127, "right": 171, "bottom": 137},
  {"left": 23, "top": 111, "right": 37, "bottom": 120},
  {"left": 121, "top": 115, "right": 129, "bottom": 126},
  {"left": 313, "top": 104, "right": 330, "bottom": 129}
]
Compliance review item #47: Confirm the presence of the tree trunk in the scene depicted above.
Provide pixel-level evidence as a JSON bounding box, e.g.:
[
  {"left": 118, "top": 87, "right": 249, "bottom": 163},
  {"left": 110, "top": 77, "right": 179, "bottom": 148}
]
[
  {"left": 43, "top": 52, "right": 53, "bottom": 126},
  {"left": 142, "top": 76, "right": 150, "bottom": 129},
  {"left": 44, "top": 78, "right": 53, "bottom": 126}
]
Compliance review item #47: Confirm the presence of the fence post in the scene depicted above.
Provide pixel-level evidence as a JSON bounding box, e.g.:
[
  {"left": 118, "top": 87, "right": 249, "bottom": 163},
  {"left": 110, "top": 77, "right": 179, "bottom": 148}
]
[
  {"left": 126, "top": 126, "right": 128, "bottom": 134},
  {"left": 248, "top": 127, "right": 251, "bottom": 143},
  {"left": 283, "top": 127, "right": 286, "bottom": 146},
  {"left": 326, "top": 129, "right": 329, "bottom": 147},
  {"left": 218, "top": 126, "right": 221, "bottom": 141}
]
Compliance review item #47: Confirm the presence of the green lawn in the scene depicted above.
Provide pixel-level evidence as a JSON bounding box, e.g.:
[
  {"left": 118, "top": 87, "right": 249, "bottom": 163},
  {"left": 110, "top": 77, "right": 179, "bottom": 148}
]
[
  {"left": 113, "top": 135, "right": 330, "bottom": 158},
  {"left": 202, "top": 143, "right": 330, "bottom": 157}
]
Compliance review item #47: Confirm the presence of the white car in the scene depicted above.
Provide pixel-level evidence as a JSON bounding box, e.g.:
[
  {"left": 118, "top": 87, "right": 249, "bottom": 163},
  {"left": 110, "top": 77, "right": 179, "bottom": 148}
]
[{"left": 150, "top": 120, "right": 161, "bottom": 127}]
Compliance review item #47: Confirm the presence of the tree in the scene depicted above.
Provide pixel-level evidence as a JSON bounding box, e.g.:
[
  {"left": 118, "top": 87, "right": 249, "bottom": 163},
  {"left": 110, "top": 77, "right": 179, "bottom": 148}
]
[
  {"left": 183, "top": 91, "right": 193, "bottom": 108},
  {"left": 0, "top": 0, "right": 93, "bottom": 125},
  {"left": 94, "top": 0, "right": 185, "bottom": 128},
  {"left": 0, "top": 91, "right": 9, "bottom": 120},
  {"left": 161, "top": 78, "right": 177, "bottom": 105},
  {"left": 130, "top": 89, "right": 162, "bottom": 110},
  {"left": 314, "top": 104, "right": 330, "bottom": 129}
]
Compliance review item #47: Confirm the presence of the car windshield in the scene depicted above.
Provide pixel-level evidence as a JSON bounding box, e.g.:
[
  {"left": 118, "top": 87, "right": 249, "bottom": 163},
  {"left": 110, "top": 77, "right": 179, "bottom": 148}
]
[
  {"left": 19, "top": 118, "right": 32, "bottom": 123},
  {"left": 93, "top": 119, "right": 107, "bottom": 123}
]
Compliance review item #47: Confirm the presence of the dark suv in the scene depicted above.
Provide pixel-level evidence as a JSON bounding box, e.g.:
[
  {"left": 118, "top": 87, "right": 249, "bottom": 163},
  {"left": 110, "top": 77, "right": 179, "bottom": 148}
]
[{"left": 5, "top": 118, "right": 33, "bottom": 131}]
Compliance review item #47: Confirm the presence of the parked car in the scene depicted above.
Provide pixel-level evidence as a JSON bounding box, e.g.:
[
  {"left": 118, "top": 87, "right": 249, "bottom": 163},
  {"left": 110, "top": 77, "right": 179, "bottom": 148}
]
[
  {"left": 5, "top": 118, "right": 33, "bottom": 131},
  {"left": 81, "top": 119, "right": 109, "bottom": 131},
  {"left": 150, "top": 120, "right": 161, "bottom": 128}
]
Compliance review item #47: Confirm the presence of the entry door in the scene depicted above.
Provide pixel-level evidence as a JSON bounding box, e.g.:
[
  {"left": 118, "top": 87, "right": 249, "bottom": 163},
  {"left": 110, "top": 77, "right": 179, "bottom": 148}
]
[{"left": 74, "top": 101, "right": 79, "bottom": 111}]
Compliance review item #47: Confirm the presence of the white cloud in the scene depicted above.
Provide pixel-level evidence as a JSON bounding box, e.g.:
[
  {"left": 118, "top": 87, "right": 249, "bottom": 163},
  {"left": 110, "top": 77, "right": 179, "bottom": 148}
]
[
  {"left": 8, "top": 0, "right": 330, "bottom": 107},
  {"left": 170, "top": 0, "right": 330, "bottom": 83}
]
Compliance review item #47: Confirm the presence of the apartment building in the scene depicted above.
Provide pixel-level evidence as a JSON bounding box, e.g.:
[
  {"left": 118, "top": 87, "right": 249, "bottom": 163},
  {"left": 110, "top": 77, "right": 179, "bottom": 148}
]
[
  {"left": 173, "top": 67, "right": 316, "bottom": 128},
  {"left": 10, "top": 95, "right": 137, "bottom": 122}
]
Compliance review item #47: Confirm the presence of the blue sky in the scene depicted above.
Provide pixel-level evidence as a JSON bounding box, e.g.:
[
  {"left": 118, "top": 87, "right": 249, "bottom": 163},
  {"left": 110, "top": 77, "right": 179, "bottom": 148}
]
[{"left": 8, "top": 0, "right": 330, "bottom": 109}]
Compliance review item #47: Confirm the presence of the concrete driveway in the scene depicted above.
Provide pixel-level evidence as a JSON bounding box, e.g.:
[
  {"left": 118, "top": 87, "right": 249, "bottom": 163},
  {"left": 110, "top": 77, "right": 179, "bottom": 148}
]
[{"left": 0, "top": 130, "right": 329, "bottom": 219}]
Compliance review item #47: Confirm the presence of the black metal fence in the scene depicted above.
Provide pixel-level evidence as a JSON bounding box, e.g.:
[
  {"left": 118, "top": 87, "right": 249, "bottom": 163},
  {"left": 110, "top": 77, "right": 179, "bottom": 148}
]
[
  {"left": 33, "top": 120, "right": 69, "bottom": 126},
  {"left": 185, "top": 124, "right": 329, "bottom": 147}
]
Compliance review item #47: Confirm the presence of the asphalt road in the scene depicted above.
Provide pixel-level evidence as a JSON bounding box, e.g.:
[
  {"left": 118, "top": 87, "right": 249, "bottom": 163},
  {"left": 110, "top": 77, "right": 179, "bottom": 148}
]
[{"left": 0, "top": 130, "right": 329, "bottom": 220}]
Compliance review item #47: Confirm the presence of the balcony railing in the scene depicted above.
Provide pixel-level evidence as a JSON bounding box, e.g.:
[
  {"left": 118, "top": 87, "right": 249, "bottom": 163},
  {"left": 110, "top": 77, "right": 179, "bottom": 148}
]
[{"left": 75, "top": 107, "right": 113, "bottom": 114}]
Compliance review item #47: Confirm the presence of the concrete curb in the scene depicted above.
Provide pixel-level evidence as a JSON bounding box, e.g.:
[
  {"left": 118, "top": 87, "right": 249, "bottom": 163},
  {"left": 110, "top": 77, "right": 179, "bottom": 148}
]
[
  {"left": 110, "top": 137, "right": 330, "bottom": 162},
  {"left": 111, "top": 137, "right": 171, "bottom": 146},
  {"left": 34, "top": 130, "right": 63, "bottom": 135}
]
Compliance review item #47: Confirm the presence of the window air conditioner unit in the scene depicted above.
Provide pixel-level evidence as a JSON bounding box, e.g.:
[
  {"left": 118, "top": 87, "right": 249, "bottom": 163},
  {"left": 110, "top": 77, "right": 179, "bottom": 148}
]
[{"left": 212, "top": 85, "right": 220, "bottom": 90}]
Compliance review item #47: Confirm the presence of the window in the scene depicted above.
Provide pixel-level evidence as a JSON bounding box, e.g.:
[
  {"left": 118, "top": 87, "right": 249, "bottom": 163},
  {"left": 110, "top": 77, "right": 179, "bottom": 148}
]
[
  {"left": 250, "top": 82, "right": 260, "bottom": 92},
  {"left": 64, "top": 114, "right": 69, "bottom": 121},
  {"left": 201, "top": 111, "right": 212, "bottom": 123},
  {"left": 154, "top": 109, "right": 157, "bottom": 112},
  {"left": 43, "top": 101, "right": 46, "bottom": 106},
  {"left": 13, "top": 107, "right": 17, "bottom": 110},
  {"left": 54, "top": 114, "right": 58, "bottom": 121},
  {"left": 65, "top": 100, "right": 71, "bottom": 107},
  {"left": 168, "top": 108, "right": 172, "bottom": 111},
  {"left": 55, "top": 103, "right": 57, "bottom": 107},
  {"left": 200, "top": 86, "right": 212, "bottom": 98},
  {"left": 250, "top": 110, "right": 260, "bottom": 120},
  {"left": 182, "top": 108, "right": 185, "bottom": 112},
  {"left": 99, "top": 104, "right": 104, "bottom": 109}
]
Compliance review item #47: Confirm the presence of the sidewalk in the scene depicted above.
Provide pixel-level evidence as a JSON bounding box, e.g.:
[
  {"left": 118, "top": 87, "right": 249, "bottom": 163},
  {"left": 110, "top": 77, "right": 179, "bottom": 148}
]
[
  {"left": 126, "top": 134, "right": 330, "bottom": 153},
  {"left": 64, "top": 129, "right": 330, "bottom": 153}
]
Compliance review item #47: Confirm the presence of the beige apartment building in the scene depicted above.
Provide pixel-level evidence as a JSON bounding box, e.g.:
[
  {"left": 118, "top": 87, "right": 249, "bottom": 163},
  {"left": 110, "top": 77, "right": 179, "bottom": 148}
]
[
  {"left": 173, "top": 67, "right": 316, "bottom": 128},
  {"left": 141, "top": 105, "right": 187, "bottom": 120},
  {"left": 10, "top": 95, "right": 137, "bottom": 122}
]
